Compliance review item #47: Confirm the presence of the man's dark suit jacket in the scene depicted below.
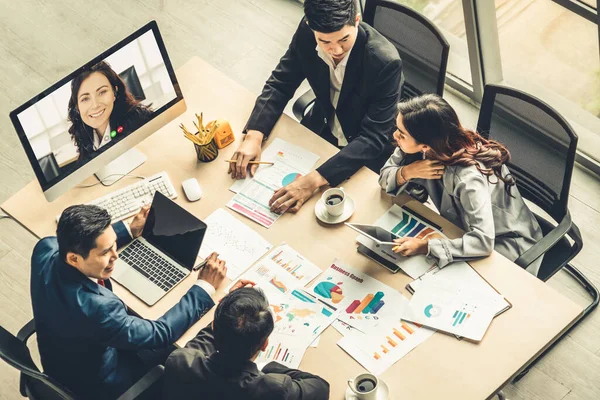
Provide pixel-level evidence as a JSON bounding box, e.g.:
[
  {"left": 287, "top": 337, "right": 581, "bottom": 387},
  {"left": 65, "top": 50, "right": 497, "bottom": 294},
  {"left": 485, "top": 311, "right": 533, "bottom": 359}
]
[
  {"left": 162, "top": 326, "right": 329, "bottom": 400},
  {"left": 245, "top": 18, "right": 403, "bottom": 186},
  {"left": 30, "top": 221, "right": 214, "bottom": 399}
]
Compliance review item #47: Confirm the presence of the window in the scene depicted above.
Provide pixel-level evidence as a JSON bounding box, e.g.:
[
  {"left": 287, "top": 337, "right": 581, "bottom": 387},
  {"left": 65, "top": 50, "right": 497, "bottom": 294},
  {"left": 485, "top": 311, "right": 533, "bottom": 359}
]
[{"left": 493, "top": 0, "right": 600, "bottom": 164}]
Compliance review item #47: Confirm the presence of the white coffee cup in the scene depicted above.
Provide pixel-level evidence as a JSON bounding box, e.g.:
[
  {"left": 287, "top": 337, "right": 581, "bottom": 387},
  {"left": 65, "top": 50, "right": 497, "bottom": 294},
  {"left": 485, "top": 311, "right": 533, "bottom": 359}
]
[
  {"left": 347, "top": 373, "right": 379, "bottom": 400},
  {"left": 321, "top": 187, "right": 345, "bottom": 217}
]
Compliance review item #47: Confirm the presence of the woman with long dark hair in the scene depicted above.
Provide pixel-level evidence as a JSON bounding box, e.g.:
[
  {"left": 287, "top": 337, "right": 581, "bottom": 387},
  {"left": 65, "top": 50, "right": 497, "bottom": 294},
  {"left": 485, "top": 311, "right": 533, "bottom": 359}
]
[
  {"left": 379, "top": 94, "right": 543, "bottom": 275},
  {"left": 67, "top": 61, "right": 153, "bottom": 161}
]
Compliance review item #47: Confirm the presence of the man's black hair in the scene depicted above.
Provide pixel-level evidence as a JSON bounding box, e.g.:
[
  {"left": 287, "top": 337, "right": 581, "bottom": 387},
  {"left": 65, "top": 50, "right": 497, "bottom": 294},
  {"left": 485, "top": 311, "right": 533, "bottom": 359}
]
[
  {"left": 213, "top": 287, "right": 274, "bottom": 362},
  {"left": 57, "top": 204, "right": 112, "bottom": 261},
  {"left": 304, "top": 0, "right": 358, "bottom": 33}
]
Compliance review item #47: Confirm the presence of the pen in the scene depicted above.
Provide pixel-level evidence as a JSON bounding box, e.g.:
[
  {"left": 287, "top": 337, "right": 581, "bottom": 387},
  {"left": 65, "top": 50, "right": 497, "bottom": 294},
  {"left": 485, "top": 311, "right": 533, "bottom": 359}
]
[
  {"left": 224, "top": 160, "right": 274, "bottom": 165},
  {"left": 193, "top": 253, "right": 218, "bottom": 271}
]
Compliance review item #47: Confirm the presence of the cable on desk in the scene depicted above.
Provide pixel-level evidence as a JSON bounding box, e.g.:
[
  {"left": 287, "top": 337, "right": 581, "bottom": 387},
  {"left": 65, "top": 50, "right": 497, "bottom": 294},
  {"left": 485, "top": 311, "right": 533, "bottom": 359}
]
[{"left": 75, "top": 174, "right": 146, "bottom": 188}]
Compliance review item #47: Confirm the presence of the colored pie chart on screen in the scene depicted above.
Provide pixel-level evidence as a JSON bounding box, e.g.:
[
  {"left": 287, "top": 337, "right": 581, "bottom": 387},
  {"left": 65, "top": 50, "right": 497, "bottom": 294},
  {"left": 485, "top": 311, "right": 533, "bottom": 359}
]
[
  {"left": 424, "top": 304, "right": 442, "bottom": 318},
  {"left": 282, "top": 173, "right": 302, "bottom": 186}
]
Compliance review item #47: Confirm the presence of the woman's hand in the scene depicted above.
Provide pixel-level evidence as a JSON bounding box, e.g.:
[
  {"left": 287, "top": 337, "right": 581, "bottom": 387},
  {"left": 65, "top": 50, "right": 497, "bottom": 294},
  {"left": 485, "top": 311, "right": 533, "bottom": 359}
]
[
  {"left": 403, "top": 160, "right": 445, "bottom": 180},
  {"left": 392, "top": 237, "right": 428, "bottom": 256}
]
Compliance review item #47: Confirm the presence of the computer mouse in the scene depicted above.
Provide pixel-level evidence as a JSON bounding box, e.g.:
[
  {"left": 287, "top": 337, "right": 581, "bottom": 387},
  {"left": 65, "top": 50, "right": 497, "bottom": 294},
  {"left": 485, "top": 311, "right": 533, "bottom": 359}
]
[{"left": 181, "top": 178, "right": 203, "bottom": 202}]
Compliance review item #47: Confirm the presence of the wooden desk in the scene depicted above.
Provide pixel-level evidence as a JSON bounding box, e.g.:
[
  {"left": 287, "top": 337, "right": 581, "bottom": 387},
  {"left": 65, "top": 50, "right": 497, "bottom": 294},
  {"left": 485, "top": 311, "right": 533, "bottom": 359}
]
[{"left": 2, "top": 57, "right": 583, "bottom": 400}]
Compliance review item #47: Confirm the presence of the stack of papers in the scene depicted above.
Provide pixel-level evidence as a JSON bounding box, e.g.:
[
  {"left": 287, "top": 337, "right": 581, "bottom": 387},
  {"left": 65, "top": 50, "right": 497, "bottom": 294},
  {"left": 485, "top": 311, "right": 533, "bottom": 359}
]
[{"left": 199, "top": 208, "right": 273, "bottom": 280}]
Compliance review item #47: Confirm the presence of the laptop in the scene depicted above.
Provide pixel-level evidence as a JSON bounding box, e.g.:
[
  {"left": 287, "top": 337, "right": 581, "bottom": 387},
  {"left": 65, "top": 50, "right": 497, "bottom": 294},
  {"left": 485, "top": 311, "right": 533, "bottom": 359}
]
[{"left": 112, "top": 191, "right": 207, "bottom": 305}]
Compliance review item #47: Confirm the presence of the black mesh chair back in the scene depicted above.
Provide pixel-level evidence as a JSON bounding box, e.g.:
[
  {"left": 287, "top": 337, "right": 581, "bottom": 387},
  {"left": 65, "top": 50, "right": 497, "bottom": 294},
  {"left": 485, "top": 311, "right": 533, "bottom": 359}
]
[
  {"left": 0, "top": 324, "right": 75, "bottom": 400},
  {"left": 477, "top": 84, "right": 581, "bottom": 281},
  {"left": 363, "top": 0, "right": 449, "bottom": 98},
  {"left": 477, "top": 84, "right": 577, "bottom": 223}
]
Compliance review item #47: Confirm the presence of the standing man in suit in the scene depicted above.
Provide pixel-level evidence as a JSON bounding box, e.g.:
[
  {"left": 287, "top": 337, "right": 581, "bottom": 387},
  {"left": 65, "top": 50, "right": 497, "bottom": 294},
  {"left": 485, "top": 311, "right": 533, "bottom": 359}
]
[
  {"left": 228, "top": 0, "right": 403, "bottom": 213},
  {"left": 162, "top": 285, "right": 329, "bottom": 400},
  {"left": 30, "top": 204, "right": 226, "bottom": 399}
]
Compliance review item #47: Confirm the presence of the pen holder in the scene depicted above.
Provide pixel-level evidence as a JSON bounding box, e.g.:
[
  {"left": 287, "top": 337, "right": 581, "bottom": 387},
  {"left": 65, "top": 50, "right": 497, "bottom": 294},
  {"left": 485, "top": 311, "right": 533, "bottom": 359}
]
[{"left": 193, "top": 136, "right": 219, "bottom": 162}]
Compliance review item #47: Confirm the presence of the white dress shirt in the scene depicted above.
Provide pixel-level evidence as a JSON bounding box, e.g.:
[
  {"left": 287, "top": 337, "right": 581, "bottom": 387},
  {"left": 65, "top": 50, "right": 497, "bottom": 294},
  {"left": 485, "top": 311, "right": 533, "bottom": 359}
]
[
  {"left": 92, "top": 124, "right": 113, "bottom": 151},
  {"left": 316, "top": 45, "right": 354, "bottom": 147}
]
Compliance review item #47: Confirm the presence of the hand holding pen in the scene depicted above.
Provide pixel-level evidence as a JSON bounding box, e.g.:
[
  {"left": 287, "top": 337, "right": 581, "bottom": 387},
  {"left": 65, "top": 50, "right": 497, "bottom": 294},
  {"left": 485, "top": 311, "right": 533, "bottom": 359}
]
[{"left": 194, "top": 252, "right": 226, "bottom": 290}]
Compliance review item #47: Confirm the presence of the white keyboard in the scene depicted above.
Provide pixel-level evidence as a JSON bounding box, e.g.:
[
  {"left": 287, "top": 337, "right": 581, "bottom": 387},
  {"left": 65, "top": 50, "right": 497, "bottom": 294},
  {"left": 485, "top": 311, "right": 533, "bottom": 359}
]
[{"left": 56, "top": 172, "right": 177, "bottom": 224}]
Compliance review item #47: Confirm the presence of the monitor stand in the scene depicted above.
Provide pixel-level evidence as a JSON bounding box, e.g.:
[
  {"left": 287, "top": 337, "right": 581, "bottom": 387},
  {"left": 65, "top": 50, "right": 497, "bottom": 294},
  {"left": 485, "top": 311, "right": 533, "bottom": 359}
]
[{"left": 94, "top": 148, "right": 147, "bottom": 186}]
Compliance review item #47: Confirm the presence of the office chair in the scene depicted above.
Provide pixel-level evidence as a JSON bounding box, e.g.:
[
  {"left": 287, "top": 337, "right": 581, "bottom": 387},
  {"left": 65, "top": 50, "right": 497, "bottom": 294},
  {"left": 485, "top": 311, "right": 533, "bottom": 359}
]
[
  {"left": 476, "top": 84, "right": 599, "bottom": 381},
  {"left": 0, "top": 319, "right": 164, "bottom": 400},
  {"left": 119, "top": 66, "right": 146, "bottom": 101}
]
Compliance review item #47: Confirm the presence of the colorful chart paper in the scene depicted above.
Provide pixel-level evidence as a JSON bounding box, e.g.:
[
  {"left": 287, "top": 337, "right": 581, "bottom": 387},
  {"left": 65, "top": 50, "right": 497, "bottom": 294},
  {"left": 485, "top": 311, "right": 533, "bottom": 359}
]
[
  {"left": 338, "top": 316, "right": 435, "bottom": 375},
  {"left": 403, "top": 281, "right": 496, "bottom": 341},
  {"left": 307, "top": 259, "right": 407, "bottom": 331}
]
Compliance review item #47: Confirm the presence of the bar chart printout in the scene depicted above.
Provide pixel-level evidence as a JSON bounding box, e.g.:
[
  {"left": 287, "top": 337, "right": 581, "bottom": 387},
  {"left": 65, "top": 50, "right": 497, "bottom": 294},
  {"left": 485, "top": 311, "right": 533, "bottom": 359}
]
[
  {"left": 255, "top": 333, "right": 306, "bottom": 369},
  {"left": 337, "top": 320, "right": 435, "bottom": 375}
]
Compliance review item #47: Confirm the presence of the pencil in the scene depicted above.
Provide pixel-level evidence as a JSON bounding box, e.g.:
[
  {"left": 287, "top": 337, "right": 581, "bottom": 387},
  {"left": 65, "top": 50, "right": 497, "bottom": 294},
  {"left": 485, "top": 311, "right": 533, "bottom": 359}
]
[
  {"left": 392, "top": 245, "right": 400, "bottom": 252},
  {"left": 224, "top": 160, "right": 274, "bottom": 165}
]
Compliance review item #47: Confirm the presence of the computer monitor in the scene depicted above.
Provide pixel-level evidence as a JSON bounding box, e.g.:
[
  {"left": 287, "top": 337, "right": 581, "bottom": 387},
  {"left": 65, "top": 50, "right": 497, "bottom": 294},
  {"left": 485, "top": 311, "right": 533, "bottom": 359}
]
[{"left": 9, "top": 21, "right": 186, "bottom": 202}]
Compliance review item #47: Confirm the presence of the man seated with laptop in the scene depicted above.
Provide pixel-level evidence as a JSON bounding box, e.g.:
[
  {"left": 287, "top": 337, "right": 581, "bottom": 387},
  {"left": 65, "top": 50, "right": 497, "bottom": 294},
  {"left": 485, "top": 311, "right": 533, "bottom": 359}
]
[
  {"left": 30, "top": 202, "right": 226, "bottom": 399},
  {"left": 162, "top": 285, "right": 330, "bottom": 400}
]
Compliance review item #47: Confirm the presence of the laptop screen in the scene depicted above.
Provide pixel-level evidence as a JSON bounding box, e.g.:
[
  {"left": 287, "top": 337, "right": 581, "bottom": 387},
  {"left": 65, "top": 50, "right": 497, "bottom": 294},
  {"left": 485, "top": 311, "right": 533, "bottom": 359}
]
[{"left": 142, "top": 191, "right": 207, "bottom": 269}]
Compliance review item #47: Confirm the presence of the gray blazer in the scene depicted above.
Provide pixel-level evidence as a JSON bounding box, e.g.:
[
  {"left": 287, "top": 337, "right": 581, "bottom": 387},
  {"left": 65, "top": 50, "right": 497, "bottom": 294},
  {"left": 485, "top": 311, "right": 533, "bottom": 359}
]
[{"left": 379, "top": 148, "right": 543, "bottom": 276}]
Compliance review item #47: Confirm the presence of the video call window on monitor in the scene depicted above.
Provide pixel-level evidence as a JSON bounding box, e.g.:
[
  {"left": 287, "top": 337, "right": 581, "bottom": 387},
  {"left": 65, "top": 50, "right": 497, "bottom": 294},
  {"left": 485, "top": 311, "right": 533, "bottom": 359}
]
[{"left": 10, "top": 21, "right": 186, "bottom": 201}]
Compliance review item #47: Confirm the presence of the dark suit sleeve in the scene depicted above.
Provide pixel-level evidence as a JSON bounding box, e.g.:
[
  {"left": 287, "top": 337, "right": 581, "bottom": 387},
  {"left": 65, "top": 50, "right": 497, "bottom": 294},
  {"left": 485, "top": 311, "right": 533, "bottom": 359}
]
[
  {"left": 112, "top": 221, "right": 133, "bottom": 249},
  {"left": 244, "top": 23, "right": 306, "bottom": 137},
  {"left": 183, "top": 324, "right": 217, "bottom": 355},
  {"left": 86, "top": 285, "right": 214, "bottom": 350},
  {"left": 316, "top": 58, "right": 403, "bottom": 187},
  {"left": 262, "top": 361, "right": 330, "bottom": 400}
]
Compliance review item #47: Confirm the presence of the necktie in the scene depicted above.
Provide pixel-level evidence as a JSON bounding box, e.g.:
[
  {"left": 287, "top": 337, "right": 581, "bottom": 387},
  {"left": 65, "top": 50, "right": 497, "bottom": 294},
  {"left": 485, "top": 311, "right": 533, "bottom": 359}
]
[{"left": 97, "top": 279, "right": 106, "bottom": 287}]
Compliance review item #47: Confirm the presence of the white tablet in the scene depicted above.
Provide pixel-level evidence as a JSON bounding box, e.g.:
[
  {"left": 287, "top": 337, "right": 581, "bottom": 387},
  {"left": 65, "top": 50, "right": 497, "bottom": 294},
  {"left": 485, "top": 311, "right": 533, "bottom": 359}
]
[{"left": 345, "top": 223, "right": 400, "bottom": 245}]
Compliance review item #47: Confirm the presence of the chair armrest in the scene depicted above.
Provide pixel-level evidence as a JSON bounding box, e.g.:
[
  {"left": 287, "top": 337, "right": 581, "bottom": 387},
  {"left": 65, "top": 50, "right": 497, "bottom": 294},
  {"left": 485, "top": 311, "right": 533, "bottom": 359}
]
[
  {"left": 116, "top": 364, "right": 165, "bottom": 400},
  {"left": 16, "top": 319, "right": 36, "bottom": 343},
  {"left": 514, "top": 211, "right": 572, "bottom": 269},
  {"left": 292, "top": 89, "right": 316, "bottom": 121}
]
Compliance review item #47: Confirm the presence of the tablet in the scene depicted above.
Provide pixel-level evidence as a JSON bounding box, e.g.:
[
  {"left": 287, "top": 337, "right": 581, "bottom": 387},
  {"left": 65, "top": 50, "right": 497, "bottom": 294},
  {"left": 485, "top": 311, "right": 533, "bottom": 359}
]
[{"left": 345, "top": 223, "right": 400, "bottom": 245}]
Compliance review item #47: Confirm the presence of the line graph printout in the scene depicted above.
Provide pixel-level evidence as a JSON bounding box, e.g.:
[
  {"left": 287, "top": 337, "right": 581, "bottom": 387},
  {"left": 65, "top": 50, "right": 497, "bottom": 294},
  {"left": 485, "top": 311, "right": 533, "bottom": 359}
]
[
  {"left": 198, "top": 208, "right": 273, "bottom": 280},
  {"left": 229, "top": 138, "right": 320, "bottom": 193}
]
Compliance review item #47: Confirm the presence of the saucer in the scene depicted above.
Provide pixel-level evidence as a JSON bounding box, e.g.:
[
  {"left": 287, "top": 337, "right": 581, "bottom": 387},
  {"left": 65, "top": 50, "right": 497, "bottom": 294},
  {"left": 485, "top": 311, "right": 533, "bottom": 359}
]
[
  {"left": 315, "top": 195, "right": 355, "bottom": 224},
  {"left": 345, "top": 379, "right": 389, "bottom": 400}
]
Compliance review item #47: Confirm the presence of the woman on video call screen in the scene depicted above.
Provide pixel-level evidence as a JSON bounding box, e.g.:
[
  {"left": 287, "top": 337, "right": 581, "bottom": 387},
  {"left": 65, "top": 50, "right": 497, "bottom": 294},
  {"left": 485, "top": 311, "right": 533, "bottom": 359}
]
[{"left": 67, "top": 61, "right": 154, "bottom": 162}]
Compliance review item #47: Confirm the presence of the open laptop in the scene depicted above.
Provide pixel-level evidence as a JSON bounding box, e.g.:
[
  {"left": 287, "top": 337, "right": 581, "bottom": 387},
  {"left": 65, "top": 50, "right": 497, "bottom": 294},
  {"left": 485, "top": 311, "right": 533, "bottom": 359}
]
[{"left": 112, "top": 191, "right": 207, "bottom": 305}]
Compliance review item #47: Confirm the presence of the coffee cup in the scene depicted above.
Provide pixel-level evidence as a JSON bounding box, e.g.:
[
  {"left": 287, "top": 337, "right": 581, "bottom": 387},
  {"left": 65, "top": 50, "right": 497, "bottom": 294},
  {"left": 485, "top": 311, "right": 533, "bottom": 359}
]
[
  {"left": 322, "top": 187, "right": 345, "bottom": 217},
  {"left": 347, "top": 373, "right": 379, "bottom": 400}
]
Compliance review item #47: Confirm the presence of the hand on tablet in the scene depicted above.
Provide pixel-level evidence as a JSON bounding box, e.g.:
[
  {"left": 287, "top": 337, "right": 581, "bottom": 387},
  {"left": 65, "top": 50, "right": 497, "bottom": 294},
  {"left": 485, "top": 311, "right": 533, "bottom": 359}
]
[{"left": 392, "top": 237, "right": 428, "bottom": 256}]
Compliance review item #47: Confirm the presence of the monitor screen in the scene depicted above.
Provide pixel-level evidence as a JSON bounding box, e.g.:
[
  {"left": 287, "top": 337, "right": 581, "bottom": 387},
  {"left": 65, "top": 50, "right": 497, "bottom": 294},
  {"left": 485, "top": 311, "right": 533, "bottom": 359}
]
[{"left": 10, "top": 21, "right": 184, "bottom": 201}]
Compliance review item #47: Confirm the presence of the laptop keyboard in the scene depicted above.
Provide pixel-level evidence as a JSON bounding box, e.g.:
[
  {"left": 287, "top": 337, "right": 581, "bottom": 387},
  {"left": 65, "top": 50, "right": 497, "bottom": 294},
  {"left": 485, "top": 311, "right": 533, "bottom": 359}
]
[{"left": 119, "top": 241, "right": 187, "bottom": 292}]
